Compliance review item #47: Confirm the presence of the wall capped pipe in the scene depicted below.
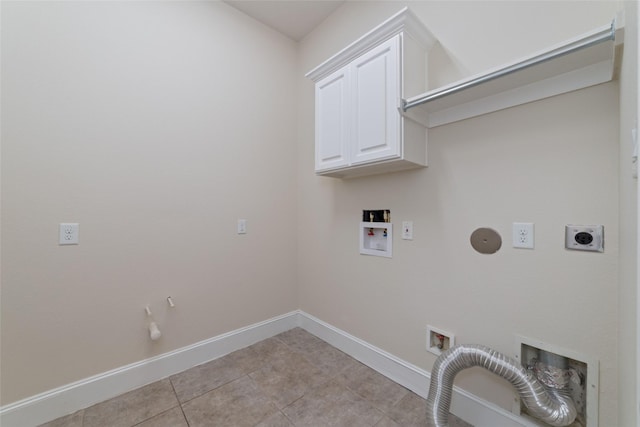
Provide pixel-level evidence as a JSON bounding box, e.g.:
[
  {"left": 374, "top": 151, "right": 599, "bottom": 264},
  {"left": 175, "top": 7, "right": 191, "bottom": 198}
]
[{"left": 144, "top": 305, "right": 161, "bottom": 341}]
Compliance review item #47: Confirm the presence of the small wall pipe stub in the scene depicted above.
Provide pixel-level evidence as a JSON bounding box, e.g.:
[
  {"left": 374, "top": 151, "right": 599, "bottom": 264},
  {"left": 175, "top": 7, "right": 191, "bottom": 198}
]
[{"left": 426, "top": 344, "right": 577, "bottom": 427}]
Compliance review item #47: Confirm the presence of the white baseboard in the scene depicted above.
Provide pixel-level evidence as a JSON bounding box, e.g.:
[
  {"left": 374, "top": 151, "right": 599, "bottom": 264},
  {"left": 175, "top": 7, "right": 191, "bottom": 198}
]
[
  {"left": 1, "top": 310, "right": 536, "bottom": 427},
  {"left": 297, "top": 311, "right": 538, "bottom": 427},
  {"left": 0, "top": 311, "right": 300, "bottom": 427}
]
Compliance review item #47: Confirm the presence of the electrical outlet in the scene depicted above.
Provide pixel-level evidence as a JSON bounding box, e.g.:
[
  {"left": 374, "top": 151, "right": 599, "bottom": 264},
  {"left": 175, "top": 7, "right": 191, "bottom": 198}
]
[
  {"left": 59, "top": 223, "right": 79, "bottom": 245},
  {"left": 512, "top": 222, "right": 534, "bottom": 249},
  {"left": 237, "top": 219, "right": 247, "bottom": 234},
  {"left": 565, "top": 225, "right": 603, "bottom": 252}
]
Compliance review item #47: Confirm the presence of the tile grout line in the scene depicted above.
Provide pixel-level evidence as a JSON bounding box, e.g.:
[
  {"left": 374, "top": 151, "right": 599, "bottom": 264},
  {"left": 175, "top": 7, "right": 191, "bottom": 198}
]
[
  {"left": 167, "top": 378, "right": 191, "bottom": 427},
  {"left": 38, "top": 328, "right": 473, "bottom": 427}
]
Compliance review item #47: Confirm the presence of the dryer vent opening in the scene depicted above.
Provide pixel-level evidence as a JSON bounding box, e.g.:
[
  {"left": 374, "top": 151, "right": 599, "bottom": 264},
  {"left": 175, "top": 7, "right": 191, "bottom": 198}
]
[{"left": 516, "top": 337, "right": 598, "bottom": 427}]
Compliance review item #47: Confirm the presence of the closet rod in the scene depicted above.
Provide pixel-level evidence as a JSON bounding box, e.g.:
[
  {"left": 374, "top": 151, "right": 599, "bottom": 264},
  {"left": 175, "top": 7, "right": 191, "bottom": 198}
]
[{"left": 402, "top": 21, "right": 616, "bottom": 111}]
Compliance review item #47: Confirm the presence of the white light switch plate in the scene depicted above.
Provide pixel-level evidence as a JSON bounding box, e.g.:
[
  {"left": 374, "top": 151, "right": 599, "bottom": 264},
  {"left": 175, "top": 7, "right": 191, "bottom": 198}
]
[{"left": 402, "top": 221, "right": 413, "bottom": 240}]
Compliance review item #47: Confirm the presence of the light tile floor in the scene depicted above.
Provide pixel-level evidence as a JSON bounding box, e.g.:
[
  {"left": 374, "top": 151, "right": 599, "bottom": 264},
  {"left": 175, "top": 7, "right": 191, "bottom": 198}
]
[{"left": 40, "top": 328, "right": 473, "bottom": 427}]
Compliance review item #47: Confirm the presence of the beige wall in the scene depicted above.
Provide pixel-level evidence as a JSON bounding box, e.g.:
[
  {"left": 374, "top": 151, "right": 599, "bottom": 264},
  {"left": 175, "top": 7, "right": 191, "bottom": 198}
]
[
  {"left": 618, "top": 1, "right": 639, "bottom": 425},
  {"left": 297, "top": 1, "right": 623, "bottom": 425},
  {"left": 2, "top": 1, "right": 637, "bottom": 425},
  {"left": 0, "top": 1, "right": 298, "bottom": 404}
]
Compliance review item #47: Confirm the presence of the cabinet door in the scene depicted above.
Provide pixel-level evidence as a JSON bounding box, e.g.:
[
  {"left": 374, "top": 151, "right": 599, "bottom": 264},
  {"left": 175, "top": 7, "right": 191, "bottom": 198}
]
[
  {"left": 315, "top": 66, "right": 350, "bottom": 172},
  {"left": 351, "top": 36, "right": 401, "bottom": 165}
]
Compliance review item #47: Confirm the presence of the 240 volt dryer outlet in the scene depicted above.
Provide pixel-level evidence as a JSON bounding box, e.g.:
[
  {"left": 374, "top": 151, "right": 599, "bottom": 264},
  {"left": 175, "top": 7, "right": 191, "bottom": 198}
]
[{"left": 565, "top": 225, "right": 604, "bottom": 252}]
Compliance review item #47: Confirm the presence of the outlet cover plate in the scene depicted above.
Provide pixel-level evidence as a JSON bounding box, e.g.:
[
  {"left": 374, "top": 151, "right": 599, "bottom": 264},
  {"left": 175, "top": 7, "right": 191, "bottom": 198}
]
[
  {"left": 565, "top": 225, "right": 603, "bottom": 252},
  {"left": 512, "top": 222, "right": 534, "bottom": 249},
  {"left": 59, "top": 223, "right": 79, "bottom": 245}
]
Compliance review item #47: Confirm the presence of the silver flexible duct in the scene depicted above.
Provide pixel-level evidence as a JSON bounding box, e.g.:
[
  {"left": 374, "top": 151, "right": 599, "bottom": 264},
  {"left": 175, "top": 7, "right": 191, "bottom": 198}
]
[{"left": 426, "top": 344, "right": 577, "bottom": 427}]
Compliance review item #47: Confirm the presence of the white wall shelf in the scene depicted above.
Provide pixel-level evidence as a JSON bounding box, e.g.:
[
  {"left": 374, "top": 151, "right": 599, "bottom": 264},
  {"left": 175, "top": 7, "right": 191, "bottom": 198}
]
[{"left": 402, "top": 20, "right": 624, "bottom": 129}]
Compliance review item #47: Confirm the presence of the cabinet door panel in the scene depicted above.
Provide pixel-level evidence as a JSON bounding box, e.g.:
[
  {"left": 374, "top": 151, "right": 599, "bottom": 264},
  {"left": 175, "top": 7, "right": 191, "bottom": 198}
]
[
  {"left": 351, "top": 36, "right": 400, "bottom": 165},
  {"left": 315, "top": 67, "right": 350, "bottom": 171}
]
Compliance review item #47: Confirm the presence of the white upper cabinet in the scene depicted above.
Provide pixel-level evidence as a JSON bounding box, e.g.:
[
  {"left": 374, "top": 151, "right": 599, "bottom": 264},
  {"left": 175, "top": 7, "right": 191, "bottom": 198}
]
[
  {"left": 315, "top": 67, "right": 350, "bottom": 171},
  {"left": 351, "top": 37, "right": 400, "bottom": 166},
  {"left": 306, "top": 8, "right": 436, "bottom": 179}
]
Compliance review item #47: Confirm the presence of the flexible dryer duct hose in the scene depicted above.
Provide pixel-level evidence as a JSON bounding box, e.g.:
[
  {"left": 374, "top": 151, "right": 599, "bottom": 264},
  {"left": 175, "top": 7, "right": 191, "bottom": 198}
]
[{"left": 426, "top": 344, "right": 577, "bottom": 427}]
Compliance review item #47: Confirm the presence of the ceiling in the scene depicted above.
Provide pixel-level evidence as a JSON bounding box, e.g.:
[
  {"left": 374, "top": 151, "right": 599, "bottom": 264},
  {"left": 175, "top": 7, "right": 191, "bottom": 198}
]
[{"left": 223, "top": 0, "right": 345, "bottom": 41}]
